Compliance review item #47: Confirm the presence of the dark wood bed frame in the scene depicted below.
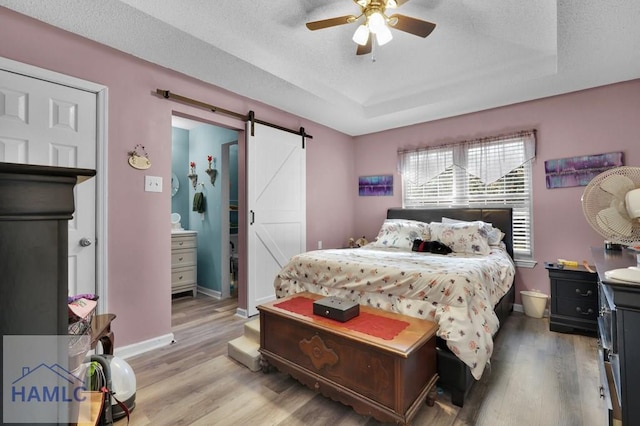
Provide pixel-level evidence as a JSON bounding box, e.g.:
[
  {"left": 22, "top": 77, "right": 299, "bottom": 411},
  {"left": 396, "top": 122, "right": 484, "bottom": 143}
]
[{"left": 387, "top": 207, "right": 516, "bottom": 407}]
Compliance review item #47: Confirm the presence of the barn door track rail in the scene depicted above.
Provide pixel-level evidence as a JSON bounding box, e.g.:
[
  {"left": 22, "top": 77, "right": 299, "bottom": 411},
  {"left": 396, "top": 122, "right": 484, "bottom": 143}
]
[{"left": 156, "top": 89, "right": 312, "bottom": 145}]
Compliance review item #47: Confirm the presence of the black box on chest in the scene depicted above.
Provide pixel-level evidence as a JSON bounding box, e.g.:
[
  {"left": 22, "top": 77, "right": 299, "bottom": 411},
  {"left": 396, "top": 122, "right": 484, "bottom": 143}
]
[{"left": 313, "top": 297, "right": 360, "bottom": 322}]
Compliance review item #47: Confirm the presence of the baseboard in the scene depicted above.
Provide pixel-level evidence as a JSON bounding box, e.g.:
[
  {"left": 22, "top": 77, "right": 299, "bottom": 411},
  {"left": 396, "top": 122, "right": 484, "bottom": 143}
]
[
  {"left": 198, "top": 286, "right": 221, "bottom": 299},
  {"left": 235, "top": 307, "right": 249, "bottom": 318},
  {"left": 513, "top": 303, "right": 549, "bottom": 318},
  {"left": 114, "top": 332, "right": 175, "bottom": 360}
]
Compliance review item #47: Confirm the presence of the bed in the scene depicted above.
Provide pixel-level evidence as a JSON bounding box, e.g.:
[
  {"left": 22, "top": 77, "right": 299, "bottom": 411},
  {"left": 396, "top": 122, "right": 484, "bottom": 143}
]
[{"left": 274, "top": 207, "right": 516, "bottom": 407}]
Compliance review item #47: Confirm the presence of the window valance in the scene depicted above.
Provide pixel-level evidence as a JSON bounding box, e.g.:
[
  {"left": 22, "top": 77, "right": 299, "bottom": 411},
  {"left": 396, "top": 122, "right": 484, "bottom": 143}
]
[{"left": 398, "top": 130, "right": 536, "bottom": 185}]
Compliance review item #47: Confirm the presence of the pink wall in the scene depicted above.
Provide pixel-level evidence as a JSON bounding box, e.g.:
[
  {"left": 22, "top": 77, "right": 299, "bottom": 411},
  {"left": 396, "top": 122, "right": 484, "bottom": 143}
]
[
  {"left": 354, "top": 80, "right": 640, "bottom": 301},
  {"left": 3, "top": 6, "right": 639, "bottom": 348},
  {"left": 0, "top": 8, "right": 355, "bottom": 347}
]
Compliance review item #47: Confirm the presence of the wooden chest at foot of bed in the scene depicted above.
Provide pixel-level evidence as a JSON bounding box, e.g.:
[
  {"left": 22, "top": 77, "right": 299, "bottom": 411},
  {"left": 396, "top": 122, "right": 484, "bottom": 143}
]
[{"left": 258, "top": 292, "right": 439, "bottom": 425}]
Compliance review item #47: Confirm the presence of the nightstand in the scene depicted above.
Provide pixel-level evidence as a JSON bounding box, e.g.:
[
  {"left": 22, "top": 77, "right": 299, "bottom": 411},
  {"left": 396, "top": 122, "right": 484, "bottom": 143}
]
[{"left": 545, "top": 262, "right": 598, "bottom": 335}]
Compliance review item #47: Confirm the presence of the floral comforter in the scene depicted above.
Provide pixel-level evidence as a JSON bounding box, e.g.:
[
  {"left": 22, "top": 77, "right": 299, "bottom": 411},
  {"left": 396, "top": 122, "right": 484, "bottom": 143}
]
[{"left": 274, "top": 245, "right": 515, "bottom": 379}]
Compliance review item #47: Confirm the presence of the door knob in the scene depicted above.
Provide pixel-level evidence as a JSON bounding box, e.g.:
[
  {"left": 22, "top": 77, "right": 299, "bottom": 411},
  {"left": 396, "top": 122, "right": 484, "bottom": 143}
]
[{"left": 79, "top": 237, "right": 93, "bottom": 247}]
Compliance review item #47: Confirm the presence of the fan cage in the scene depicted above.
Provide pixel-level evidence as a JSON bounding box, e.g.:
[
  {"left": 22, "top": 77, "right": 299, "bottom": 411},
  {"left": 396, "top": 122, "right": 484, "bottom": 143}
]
[{"left": 581, "top": 166, "right": 640, "bottom": 246}]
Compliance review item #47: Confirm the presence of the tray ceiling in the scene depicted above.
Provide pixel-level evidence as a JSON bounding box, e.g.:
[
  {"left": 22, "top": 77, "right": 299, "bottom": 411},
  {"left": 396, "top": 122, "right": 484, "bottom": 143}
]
[{"left": 2, "top": 0, "right": 639, "bottom": 136}]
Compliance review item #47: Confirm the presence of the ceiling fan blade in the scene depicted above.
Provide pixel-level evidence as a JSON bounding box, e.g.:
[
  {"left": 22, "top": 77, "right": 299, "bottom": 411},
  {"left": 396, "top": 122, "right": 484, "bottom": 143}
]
[
  {"left": 356, "top": 37, "right": 372, "bottom": 55},
  {"left": 388, "top": 14, "right": 436, "bottom": 38},
  {"left": 306, "top": 15, "right": 357, "bottom": 31}
]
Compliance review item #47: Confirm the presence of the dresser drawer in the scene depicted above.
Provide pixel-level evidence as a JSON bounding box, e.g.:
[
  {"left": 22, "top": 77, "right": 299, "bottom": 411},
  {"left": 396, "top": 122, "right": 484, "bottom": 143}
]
[
  {"left": 171, "top": 248, "right": 196, "bottom": 268},
  {"left": 555, "top": 297, "right": 598, "bottom": 320},
  {"left": 171, "top": 266, "right": 196, "bottom": 287},
  {"left": 553, "top": 279, "right": 597, "bottom": 300},
  {"left": 171, "top": 234, "right": 196, "bottom": 250},
  {"left": 548, "top": 267, "right": 595, "bottom": 281}
]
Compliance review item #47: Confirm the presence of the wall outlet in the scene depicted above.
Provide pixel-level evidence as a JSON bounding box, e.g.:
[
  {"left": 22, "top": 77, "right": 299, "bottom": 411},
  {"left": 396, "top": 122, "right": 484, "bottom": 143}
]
[
  {"left": 145, "top": 175, "right": 163, "bottom": 193},
  {"left": 317, "top": 240, "right": 322, "bottom": 249}
]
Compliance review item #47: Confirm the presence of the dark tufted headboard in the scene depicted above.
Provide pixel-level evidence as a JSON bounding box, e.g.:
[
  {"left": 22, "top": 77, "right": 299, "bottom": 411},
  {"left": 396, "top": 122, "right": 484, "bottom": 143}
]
[{"left": 387, "top": 207, "right": 514, "bottom": 259}]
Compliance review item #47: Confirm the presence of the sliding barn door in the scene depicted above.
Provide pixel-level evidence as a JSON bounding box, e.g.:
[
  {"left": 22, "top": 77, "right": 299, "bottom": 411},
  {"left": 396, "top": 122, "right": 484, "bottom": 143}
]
[{"left": 246, "top": 122, "right": 306, "bottom": 316}]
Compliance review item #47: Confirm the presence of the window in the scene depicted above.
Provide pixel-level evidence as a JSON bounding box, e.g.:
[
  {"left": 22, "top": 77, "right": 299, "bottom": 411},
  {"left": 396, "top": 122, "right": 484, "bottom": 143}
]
[{"left": 399, "top": 131, "right": 536, "bottom": 262}]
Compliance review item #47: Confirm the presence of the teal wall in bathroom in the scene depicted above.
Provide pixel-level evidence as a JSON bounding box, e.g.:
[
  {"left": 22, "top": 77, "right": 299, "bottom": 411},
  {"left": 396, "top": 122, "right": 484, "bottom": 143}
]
[
  {"left": 188, "top": 124, "right": 238, "bottom": 293},
  {"left": 172, "top": 124, "right": 238, "bottom": 293},
  {"left": 171, "top": 127, "right": 190, "bottom": 229}
]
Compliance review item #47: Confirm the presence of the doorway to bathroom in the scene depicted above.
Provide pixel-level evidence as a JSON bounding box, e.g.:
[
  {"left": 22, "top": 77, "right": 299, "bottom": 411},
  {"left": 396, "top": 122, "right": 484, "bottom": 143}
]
[{"left": 171, "top": 115, "right": 239, "bottom": 306}]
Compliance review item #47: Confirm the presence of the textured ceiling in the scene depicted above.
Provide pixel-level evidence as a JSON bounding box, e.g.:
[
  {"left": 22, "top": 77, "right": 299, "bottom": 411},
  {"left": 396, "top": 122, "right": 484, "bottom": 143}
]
[{"left": 2, "top": 0, "right": 639, "bottom": 136}]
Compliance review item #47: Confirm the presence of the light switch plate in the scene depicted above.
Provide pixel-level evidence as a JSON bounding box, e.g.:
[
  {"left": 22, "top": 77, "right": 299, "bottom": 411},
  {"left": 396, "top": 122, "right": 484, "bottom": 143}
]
[{"left": 145, "top": 175, "right": 163, "bottom": 193}]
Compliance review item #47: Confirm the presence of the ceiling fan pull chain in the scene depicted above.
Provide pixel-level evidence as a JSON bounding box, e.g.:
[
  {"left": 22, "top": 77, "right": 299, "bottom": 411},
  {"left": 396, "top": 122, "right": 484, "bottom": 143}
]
[{"left": 371, "top": 35, "right": 377, "bottom": 63}]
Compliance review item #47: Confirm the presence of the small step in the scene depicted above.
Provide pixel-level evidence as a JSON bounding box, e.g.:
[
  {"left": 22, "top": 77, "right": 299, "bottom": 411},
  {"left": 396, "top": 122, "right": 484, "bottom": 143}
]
[
  {"left": 244, "top": 318, "right": 260, "bottom": 345},
  {"left": 227, "top": 335, "right": 261, "bottom": 372}
]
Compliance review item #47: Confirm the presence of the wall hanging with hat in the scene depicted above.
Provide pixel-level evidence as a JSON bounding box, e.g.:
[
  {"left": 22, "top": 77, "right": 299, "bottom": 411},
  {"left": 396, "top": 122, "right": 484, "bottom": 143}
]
[{"left": 127, "top": 144, "right": 151, "bottom": 170}]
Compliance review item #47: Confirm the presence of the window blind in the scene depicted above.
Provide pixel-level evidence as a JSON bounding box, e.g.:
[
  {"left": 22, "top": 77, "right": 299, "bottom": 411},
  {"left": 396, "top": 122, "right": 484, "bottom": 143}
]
[{"left": 400, "top": 131, "right": 535, "bottom": 259}]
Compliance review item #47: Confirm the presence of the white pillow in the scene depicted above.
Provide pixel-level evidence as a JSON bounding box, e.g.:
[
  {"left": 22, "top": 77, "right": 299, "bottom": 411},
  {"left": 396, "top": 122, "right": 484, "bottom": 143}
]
[
  {"left": 369, "top": 219, "right": 430, "bottom": 251},
  {"left": 430, "top": 221, "right": 491, "bottom": 255},
  {"left": 441, "top": 217, "right": 505, "bottom": 246}
]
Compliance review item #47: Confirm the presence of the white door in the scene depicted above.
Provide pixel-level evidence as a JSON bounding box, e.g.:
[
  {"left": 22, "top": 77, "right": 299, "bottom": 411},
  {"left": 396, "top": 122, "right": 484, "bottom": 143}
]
[
  {"left": 0, "top": 69, "right": 97, "bottom": 296},
  {"left": 246, "top": 122, "right": 306, "bottom": 316}
]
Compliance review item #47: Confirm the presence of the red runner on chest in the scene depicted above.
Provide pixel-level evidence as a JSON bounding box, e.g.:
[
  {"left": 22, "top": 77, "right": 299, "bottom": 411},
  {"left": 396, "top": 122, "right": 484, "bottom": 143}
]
[{"left": 274, "top": 296, "right": 409, "bottom": 340}]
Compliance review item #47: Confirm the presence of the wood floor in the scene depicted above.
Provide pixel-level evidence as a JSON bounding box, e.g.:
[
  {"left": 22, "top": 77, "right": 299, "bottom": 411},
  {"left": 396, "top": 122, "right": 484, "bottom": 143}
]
[{"left": 115, "top": 294, "right": 606, "bottom": 426}]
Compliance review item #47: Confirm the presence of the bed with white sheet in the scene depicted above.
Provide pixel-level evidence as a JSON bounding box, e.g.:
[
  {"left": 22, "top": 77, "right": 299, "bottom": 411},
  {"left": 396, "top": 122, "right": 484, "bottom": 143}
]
[{"left": 273, "top": 207, "right": 516, "bottom": 406}]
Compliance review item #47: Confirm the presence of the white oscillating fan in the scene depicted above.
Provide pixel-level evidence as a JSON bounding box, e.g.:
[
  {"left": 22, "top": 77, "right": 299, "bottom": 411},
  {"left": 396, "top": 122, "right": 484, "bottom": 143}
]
[{"left": 581, "top": 166, "right": 640, "bottom": 283}]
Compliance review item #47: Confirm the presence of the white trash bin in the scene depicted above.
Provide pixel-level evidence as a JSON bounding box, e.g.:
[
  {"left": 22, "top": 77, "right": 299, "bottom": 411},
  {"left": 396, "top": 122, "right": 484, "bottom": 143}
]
[{"left": 520, "top": 290, "right": 549, "bottom": 318}]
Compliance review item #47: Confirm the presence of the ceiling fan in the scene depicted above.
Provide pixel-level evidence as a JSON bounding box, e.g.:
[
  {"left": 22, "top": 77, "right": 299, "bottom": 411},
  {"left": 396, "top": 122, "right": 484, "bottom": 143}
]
[{"left": 305, "top": 0, "right": 436, "bottom": 55}]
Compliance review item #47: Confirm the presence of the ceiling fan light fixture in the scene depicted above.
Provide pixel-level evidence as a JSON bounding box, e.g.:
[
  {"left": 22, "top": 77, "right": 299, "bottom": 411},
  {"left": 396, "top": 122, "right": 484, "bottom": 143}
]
[
  {"left": 305, "top": 0, "right": 437, "bottom": 55},
  {"left": 376, "top": 25, "right": 393, "bottom": 45},
  {"left": 352, "top": 24, "right": 370, "bottom": 45},
  {"left": 367, "top": 11, "right": 387, "bottom": 34}
]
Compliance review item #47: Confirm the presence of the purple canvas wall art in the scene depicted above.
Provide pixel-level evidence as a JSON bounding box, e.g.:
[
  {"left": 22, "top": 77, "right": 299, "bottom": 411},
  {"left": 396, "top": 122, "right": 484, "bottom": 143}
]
[
  {"left": 545, "top": 151, "right": 623, "bottom": 189},
  {"left": 359, "top": 175, "right": 393, "bottom": 196}
]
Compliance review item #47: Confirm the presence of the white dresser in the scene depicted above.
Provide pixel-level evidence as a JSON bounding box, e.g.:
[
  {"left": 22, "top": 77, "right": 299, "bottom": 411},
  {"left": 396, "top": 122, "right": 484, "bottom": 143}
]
[{"left": 171, "top": 231, "right": 197, "bottom": 297}]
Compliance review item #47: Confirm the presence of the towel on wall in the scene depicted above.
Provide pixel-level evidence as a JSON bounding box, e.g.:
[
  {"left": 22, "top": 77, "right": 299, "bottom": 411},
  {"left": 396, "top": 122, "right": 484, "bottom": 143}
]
[{"left": 192, "top": 192, "right": 205, "bottom": 213}]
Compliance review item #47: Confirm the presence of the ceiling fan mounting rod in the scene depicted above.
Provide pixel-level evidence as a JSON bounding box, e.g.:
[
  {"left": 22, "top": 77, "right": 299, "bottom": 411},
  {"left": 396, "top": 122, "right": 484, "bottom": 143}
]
[
  {"left": 356, "top": 0, "right": 396, "bottom": 9},
  {"left": 361, "top": 0, "right": 388, "bottom": 20}
]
